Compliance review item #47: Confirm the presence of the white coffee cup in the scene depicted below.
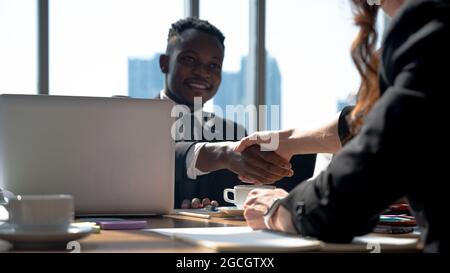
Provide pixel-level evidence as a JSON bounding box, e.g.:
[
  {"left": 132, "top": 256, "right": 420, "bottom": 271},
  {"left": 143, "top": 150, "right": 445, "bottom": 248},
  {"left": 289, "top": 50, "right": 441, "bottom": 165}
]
[
  {"left": 223, "top": 185, "right": 276, "bottom": 209},
  {"left": 5, "top": 194, "right": 74, "bottom": 232}
]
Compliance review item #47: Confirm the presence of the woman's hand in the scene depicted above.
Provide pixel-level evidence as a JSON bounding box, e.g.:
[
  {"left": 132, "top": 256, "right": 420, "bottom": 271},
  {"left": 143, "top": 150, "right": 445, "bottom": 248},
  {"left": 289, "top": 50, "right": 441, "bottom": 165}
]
[
  {"left": 234, "top": 129, "right": 297, "bottom": 160},
  {"left": 227, "top": 144, "right": 293, "bottom": 184},
  {"left": 243, "top": 188, "right": 296, "bottom": 233}
]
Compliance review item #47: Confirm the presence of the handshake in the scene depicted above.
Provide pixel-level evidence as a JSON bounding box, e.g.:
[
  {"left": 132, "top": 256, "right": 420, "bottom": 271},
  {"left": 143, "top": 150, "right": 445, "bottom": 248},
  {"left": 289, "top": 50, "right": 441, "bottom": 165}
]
[{"left": 197, "top": 131, "right": 295, "bottom": 185}]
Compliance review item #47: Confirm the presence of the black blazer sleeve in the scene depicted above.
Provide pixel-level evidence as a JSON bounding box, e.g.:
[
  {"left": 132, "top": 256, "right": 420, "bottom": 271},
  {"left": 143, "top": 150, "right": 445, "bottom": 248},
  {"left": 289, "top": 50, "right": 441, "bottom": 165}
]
[
  {"left": 175, "top": 141, "right": 196, "bottom": 181},
  {"left": 281, "top": 0, "right": 450, "bottom": 243},
  {"left": 174, "top": 141, "right": 197, "bottom": 205},
  {"left": 337, "top": 105, "right": 354, "bottom": 145}
]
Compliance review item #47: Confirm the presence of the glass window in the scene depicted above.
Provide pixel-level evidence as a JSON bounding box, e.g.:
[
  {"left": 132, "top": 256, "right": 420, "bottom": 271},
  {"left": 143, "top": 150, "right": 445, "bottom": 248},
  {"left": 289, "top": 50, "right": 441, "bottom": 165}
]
[
  {"left": 267, "top": 0, "right": 388, "bottom": 173},
  {"left": 0, "top": 0, "right": 37, "bottom": 94},
  {"left": 200, "top": 0, "right": 251, "bottom": 118},
  {"left": 49, "top": 0, "right": 184, "bottom": 98},
  {"left": 266, "top": 0, "right": 359, "bottom": 131}
]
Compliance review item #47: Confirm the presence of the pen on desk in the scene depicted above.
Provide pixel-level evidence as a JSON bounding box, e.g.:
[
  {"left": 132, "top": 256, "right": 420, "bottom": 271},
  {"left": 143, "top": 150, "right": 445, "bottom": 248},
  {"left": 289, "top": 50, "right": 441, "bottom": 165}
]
[
  {"left": 379, "top": 215, "right": 414, "bottom": 221},
  {"left": 177, "top": 211, "right": 211, "bottom": 219},
  {"left": 380, "top": 215, "right": 415, "bottom": 219}
]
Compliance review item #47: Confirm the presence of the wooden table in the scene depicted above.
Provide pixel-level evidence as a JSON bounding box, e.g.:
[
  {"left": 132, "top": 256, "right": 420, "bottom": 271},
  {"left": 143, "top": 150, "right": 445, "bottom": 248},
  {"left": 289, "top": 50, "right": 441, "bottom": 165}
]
[
  {"left": 76, "top": 215, "right": 247, "bottom": 253},
  {"left": 1, "top": 214, "right": 422, "bottom": 253},
  {"left": 0, "top": 214, "right": 247, "bottom": 253}
]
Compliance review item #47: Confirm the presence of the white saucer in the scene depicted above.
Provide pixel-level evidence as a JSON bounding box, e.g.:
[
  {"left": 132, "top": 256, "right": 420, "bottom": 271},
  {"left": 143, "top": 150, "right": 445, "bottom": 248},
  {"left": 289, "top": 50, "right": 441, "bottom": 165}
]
[
  {"left": 0, "top": 222, "right": 93, "bottom": 249},
  {"left": 218, "top": 206, "right": 244, "bottom": 217}
]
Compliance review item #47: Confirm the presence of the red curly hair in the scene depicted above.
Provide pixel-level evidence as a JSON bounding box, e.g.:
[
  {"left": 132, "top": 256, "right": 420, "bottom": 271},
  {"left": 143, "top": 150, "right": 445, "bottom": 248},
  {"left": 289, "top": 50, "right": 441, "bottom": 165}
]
[{"left": 348, "top": 0, "right": 380, "bottom": 139}]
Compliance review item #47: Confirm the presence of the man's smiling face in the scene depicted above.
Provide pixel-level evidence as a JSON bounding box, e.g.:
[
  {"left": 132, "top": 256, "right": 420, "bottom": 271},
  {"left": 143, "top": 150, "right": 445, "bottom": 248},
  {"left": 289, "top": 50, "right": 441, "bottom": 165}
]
[{"left": 161, "top": 28, "right": 224, "bottom": 106}]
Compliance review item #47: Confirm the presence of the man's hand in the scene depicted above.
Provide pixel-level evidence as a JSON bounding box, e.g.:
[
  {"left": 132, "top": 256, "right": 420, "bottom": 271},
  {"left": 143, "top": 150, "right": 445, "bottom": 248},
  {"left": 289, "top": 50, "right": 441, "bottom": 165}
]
[
  {"left": 230, "top": 144, "right": 294, "bottom": 184},
  {"left": 243, "top": 188, "right": 296, "bottom": 233},
  {"left": 196, "top": 142, "right": 293, "bottom": 185}
]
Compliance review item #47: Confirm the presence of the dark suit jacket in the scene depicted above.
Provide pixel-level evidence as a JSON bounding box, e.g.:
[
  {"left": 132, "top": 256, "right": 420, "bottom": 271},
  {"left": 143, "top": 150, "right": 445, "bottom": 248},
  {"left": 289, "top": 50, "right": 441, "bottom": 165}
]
[
  {"left": 155, "top": 94, "right": 316, "bottom": 208},
  {"left": 281, "top": 0, "right": 450, "bottom": 252}
]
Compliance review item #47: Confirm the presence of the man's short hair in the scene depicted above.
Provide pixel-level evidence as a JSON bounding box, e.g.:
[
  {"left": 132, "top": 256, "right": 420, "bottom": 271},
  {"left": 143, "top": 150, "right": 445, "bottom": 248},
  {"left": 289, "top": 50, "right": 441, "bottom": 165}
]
[{"left": 168, "top": 17, "right": 225, "bottom": 49}]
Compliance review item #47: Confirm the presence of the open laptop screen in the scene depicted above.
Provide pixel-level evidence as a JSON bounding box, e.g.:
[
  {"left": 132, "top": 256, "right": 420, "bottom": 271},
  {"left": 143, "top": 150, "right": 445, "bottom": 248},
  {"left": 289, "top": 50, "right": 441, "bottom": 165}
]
[{"left": 0, "top": 94, "right": 174, "bottom": 215}]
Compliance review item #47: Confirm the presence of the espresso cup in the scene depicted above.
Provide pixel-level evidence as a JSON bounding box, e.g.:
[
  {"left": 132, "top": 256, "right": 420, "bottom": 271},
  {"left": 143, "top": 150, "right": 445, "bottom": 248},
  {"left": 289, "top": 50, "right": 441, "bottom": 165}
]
[
  {"left": 223, "top": 185, "right": 276, "bottom": 209},
  {"left": 6, "top": 194, "right": 74, "bottom": 232}
]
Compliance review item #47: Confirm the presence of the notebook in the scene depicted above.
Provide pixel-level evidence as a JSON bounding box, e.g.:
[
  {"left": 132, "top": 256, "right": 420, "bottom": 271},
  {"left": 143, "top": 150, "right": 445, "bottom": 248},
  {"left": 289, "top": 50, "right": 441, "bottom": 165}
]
[
  {"left": 150, "top": 227, "right": 322, "bottom": 252},
  {"left": 149, "top": 227, "right": 419, "bottom": 253}
]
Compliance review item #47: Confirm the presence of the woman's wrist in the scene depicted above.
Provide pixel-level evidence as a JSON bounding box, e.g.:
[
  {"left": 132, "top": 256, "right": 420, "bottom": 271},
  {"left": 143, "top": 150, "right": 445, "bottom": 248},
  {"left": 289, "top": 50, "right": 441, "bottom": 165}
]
[
  {"left": 282, "top": 128, "right": 305, "bottom": 155},
  {"left": 270, "top": 205, "right": 297, "bottom": 234},
  {"left": 282, "top": 122, "right": 341, "bottom": 155}
]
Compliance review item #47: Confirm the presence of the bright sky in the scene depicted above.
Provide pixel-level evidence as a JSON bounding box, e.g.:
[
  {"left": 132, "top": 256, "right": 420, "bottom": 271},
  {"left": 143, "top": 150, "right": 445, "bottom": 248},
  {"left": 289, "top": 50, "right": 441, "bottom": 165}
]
[
  {"left": 0, "top": 0, "right": 37, "bottom": 94},
  {"left": 49, "top": 0, "right": 184, "bottom": 96},
  {"left": 267, "top": 0, "right": 360, "bottom": 130},
  {"left": 0, "top": 0, "right": 386, "bottom": 132}
]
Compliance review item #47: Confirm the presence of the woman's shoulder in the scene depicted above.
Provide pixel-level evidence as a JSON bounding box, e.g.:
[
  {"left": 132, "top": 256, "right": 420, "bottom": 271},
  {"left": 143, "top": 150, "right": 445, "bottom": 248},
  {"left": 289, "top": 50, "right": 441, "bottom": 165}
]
[
  {"left": 381, "top": 0, "right": 450, "bottom": 91},
  {"left": 384, "top": 0, "right": 450, "bottom": 48}
]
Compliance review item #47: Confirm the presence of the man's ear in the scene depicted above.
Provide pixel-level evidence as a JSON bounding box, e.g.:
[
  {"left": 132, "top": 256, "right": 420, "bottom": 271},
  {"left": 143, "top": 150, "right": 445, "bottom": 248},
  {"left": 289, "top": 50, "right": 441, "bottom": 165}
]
[{"left": 159, "top": 54, "right": 169, "bottom": 74}]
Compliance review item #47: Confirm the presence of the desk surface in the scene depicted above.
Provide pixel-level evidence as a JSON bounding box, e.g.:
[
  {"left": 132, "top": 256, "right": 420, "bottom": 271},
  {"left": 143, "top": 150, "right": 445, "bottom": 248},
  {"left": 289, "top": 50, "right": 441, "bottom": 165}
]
[
  {"left": 1, "top": 214, "right": 422, "bottom": 253},
  {"left": 77, "top": 215, "right": 247, "bottom": 253}
]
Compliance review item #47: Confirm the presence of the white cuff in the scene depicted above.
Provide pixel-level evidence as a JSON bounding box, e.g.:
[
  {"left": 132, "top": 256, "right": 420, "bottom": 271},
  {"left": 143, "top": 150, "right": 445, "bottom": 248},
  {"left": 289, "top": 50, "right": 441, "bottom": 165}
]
[{"left": 186, "top": 142, "right": 211, "bottom": 179}]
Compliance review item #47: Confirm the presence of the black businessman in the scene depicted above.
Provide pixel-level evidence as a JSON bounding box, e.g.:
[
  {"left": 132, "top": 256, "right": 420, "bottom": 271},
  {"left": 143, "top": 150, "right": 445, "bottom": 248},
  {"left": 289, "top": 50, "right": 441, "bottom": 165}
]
[{"left": 157, "top": 17, "right": 316, "bottom": 208}]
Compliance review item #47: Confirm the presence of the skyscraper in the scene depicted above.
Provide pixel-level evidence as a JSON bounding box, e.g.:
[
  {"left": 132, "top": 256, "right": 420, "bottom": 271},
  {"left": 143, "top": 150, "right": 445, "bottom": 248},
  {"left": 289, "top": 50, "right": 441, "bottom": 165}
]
[
  {"left": 266, "top": 55, "right": 282, "bottom": 130},
  {"left": 128, "top": 53, "right": 282, "bottom": 129},
  {"left": 211, "top": 54, "right": 282, "bottom": 130},
  {"left": 128, "top": 54, "right": 163, "bottom": 99}
]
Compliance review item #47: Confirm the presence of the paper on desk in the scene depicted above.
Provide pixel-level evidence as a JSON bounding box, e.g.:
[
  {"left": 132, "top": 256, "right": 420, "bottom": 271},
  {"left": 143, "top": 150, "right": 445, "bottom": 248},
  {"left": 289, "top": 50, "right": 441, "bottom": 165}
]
[
  {"left": 0, "top": 206, "right": 8, "bottom": 222},
  {"left": 174, "top": 209, "right": 227, "bottom": 219},
  {"left": 149, "top": 227, "right": 322, "bottom": 252},
  {"left": 149, "top": 226, "right": 420, "bottom": 253}
]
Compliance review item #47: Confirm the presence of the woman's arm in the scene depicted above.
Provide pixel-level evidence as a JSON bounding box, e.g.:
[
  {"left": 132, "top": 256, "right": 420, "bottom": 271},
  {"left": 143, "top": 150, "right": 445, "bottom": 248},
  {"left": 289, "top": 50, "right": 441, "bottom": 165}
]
[
  {"left": 234, "top": 112, "right": 343, "bottom": 160},
  {"left": 284, "top": 113, "right": 343, "bottom": 155}
]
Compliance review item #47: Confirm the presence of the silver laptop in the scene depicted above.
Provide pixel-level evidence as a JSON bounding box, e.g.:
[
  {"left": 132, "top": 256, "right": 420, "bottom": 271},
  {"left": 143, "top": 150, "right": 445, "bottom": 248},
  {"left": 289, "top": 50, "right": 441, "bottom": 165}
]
[{"left": 0, "top": 94, "right": 174, "bottom": 216}]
